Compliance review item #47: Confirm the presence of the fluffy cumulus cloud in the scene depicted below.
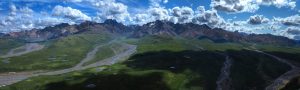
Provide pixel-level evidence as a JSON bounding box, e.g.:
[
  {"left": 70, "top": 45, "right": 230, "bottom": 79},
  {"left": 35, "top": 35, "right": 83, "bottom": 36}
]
[
  {"left": 132, "top": 14, "right": 150, "bottom": 25},
  {"left": 133, "top": 0, "right": 170, "bottom": 23},
  {"left": 65, "top": 0, "right": 130, "bottom": 23},
  {"left": 129, "top": 0, "right": 225, "bottom": 28},
  {"left": 131, "top": 4, "right": 225, "bottom": 28},
  {"left": 52, "top": 5, "right": 91, "bottom": 21},
  {"left": 279, "top": 26, "right": 300, "bottom": 40},
  {"left": 210, "top": 0, "right": 259, "bottom": 13},
  {"left": 221, "top": 20, "right": 280, "bottom": 36},
  {"left": 34, "top": 17, "right": 67, "bottom": 28},
  {"left": 259, "top": 0, "right": 296, "bottom": 8},
  {"left": 19, "top": 7, "right": 34, "bottom": 17},
  {"left": 88, "top": 0, "right": 130, "bottom": 23},
  {"left": 274, "top": 15, "right": 300, "bottom": 26},
  {"left": 286, "top": 27, "right": 300, "bottom": 35},
  {"left": 248, "top": 15, "right": 269, "bottom": 25},
  {"left": 9, "top": 4, "right": 17, "bottom": 16},
  {"left": 170, "top": 6, "right": 194, "bottom": 23},
  {"left": 163, "top": 0, "right": 168, "bottom": 4},
  {"left": 211, "top": 0, "right": 296, "bottom": 13},
  {"left": 1, "top": 4, "right": 16, "bottom": 27},
  {"left": 0, "top": 4, "right": 36, "bottom": 32},
  {"left": 148, "top": 7, "right": 169, "bottom": 20},
  {"left": 192, "top": 9, "right": 226, "bottom": 28},
  {"left": 130, "top": 0, "right": 170, "bottom": 25},
  {"left": 221, "top": 14, "right": 300, "bottom": 40},
  {"left": 0, "top": 4, "right": 73, "bottom": 33},
  {"left": 131, "top": 7, "right": 169, "bottom": 25},
  {"left": 149, "top": 0, "right": 164, "bottom": 7}
]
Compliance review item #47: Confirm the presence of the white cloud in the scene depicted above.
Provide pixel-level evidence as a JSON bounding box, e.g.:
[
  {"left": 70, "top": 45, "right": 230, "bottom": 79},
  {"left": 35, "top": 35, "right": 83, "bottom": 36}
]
[
  {"left": 211, "top": 0, "right": 259, "bottom": 13},
  {"left": 64, "top": 0, "right": 130, "bottom": 23},
  {"left": 52, "top": 5, "right": 91, "bottom": 21},
  {"left": 192, "top": 10, "right": 226, "bottom": 28},
  {"left": 274, "top": 15, "right": 300, "bottom": 26},
  {"left": 149, "top": 0, "right": 163, "bottom": 7},
  {"left": 163, "top": 0, "right": 168, "bottom": 4},
  {"left": 35, "top": 17, "right": 66, "bottom": 28},
  {"left": 132, "top": 14, "right": 152, "bottom": 25},
  {"left": 131, "top": 4, "right": 226, "bottom": 28},
  {"left": 86, "top": 0, "right": 130, "bottom": 23},
  {"left": 19, "top": 7, "right": 33, "bottom": 14},
  {"left": 19, "top": 7, "right": 34, "bottom": 17},
  {"left": 258, "top": 0, "right": 296, "bottom": 8},
  {"left": 131, "top": 6, "right": 170, "bottom": 25},
  {"left": 0, "top": 4, "right": 35, "bottom": 32},
  {"left": 211, "top": 0, "right": 296, "bottom": 13},
  {"left": 2, "top": 19, "right": 34, "bottom": 32},
  {"left": 247, "top": 14, "right": 269, "bottom": 25},
  {"left": 0, "top": 4, "right": 74, "bottom": 33},
  {"left": 170, "top": 6, "right": 194, "bottom": 23},
  {"left": 286, "top": 27, "right": 300, "bottom": 35},
  {"left": 132, "top": 14, "right": 150, "bottom": 25},
  {"left": 220, "top": 14, "right": 300, "bottom": 40},
  {"left": 9, "top": 4, "right": 17, "bottom": 16},
  {"left": 196, "top": 6, "right": 205, "bottom": 14},
  {"left": 148, "top": 7, "right": 169, "bottom": 20},
  {"left": 149, "top": 0, "right": 168, "bottom": 7},
  {"left": 279, "top": 26, "right": 300, "bottom": 40}
]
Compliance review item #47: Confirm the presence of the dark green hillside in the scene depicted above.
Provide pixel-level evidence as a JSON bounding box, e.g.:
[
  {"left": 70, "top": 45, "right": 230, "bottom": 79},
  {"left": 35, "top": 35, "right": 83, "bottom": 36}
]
[{"left": 227, "top": 50, "right": 291, "bottom": 90}]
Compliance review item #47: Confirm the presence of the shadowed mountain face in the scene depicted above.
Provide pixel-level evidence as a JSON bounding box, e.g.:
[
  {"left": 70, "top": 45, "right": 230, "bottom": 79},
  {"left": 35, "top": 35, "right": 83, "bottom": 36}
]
[{"left": 1, "top": 20, "right": 297, "bottom": 45}]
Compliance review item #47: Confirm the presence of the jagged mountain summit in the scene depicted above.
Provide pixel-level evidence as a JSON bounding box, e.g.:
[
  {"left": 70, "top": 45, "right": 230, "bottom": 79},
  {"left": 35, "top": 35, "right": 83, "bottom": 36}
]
[{"left": 1, "top": 20, "right": 297, "bottom": 45}]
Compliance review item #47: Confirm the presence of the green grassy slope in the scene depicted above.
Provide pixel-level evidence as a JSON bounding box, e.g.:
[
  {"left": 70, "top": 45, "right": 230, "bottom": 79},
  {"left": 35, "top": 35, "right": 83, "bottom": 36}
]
[
  {"left": 1, "top": 35, "right": 300, "bottom": 90},
  {"left": 125, "top": 35, "right": 246, "bottom": 54},
  {"left": 0, "top": 33, "right": 113, "bottom": 72},
  {"left": 0, "top": 39, "right": 24, "bottom": 55},
  {"left": 1, "top": 64, "right": 175, "bottom": 90}
]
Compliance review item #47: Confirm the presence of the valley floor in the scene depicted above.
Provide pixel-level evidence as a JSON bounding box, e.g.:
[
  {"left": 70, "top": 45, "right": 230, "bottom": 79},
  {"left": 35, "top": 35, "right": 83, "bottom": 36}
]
[
  {"left": 1, "top": 35, "right": 300, "bottom": 90},
  {"left": 0, "top": 41, "right": 136, "bottom": 86}
]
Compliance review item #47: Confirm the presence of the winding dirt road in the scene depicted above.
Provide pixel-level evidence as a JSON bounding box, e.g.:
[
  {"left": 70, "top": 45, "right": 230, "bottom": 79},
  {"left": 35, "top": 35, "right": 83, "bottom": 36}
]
[{"left": 0, "top": 42, "right": 137, "bottom": 87}]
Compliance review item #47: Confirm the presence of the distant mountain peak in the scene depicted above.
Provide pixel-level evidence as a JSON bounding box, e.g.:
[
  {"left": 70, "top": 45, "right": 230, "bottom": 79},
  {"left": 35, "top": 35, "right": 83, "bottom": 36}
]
[
  {"left": 103, "top": 19, "right": 121, "bottom": 25},
  {"left": 55, "top": 23, "right": 70, "bottom": 28}
]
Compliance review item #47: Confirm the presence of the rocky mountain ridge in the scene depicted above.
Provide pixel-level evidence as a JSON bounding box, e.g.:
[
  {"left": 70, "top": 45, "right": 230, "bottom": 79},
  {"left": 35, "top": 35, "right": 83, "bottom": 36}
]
[{"left": 0, "top": 19, "right": 296, "bottom": 45}]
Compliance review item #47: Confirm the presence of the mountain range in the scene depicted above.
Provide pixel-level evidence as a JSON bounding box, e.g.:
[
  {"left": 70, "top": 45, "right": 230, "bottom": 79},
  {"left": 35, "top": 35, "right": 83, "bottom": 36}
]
[{"left": 1, "top": 19, "right": 297, "bottom": 46}]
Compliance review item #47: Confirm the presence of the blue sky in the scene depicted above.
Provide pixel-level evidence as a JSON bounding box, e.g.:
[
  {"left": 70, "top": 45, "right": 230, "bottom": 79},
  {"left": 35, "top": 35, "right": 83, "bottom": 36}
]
[
  {"left": 0, "top": 0, "right": 300, "bottom": 39},
  {"left": 1, "top": 0, "right": 297, "bottom": 20}
]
